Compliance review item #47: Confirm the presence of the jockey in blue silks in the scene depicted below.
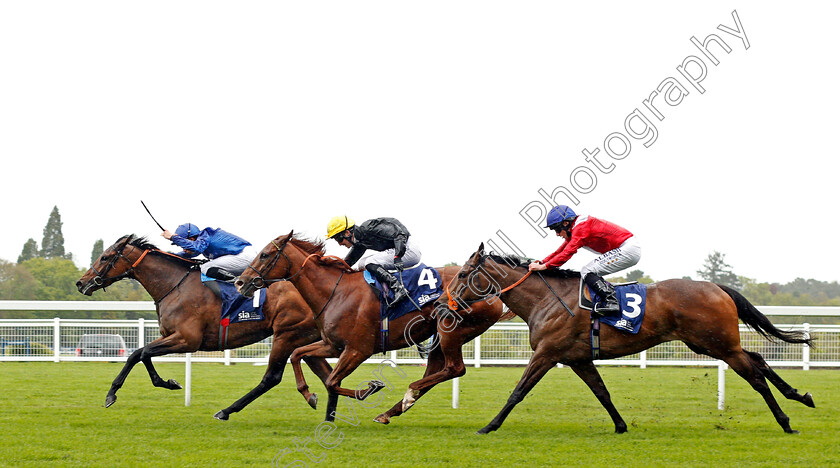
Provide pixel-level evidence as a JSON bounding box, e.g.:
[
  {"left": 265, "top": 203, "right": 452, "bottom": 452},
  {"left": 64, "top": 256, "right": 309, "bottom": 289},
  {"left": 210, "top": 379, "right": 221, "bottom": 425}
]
[{"left": 162, "top": 223, "right": 256, "bottom": 282}]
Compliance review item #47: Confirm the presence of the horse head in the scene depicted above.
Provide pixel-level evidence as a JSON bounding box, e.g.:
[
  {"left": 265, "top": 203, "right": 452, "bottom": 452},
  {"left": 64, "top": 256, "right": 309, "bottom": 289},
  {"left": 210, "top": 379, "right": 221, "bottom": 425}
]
[
  {"left": 76, "top": 235, "right": 148, "bottom": 296},
  {"left": 237, "top": 230, "right": 295, "bottom": 298}
]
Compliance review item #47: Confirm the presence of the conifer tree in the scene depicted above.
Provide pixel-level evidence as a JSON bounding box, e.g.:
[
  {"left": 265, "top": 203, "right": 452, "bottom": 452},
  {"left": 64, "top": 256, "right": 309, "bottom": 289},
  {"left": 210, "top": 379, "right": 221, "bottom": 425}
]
[
  {"left": 17, "top": 239, "right": 39, "bottom": 264},
  {"left": 40, "top": 206, "right": 67, "bottom": 259},
  {"left": 90, "top": 239, "right": 104, "bottom": 266}
]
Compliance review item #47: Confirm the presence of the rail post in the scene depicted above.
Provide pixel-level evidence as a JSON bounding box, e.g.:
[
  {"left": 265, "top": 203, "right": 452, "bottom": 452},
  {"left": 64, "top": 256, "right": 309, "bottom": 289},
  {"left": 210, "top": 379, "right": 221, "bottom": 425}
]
[{"left": 53, "top": 317, "right": 61, "bottom": 362}]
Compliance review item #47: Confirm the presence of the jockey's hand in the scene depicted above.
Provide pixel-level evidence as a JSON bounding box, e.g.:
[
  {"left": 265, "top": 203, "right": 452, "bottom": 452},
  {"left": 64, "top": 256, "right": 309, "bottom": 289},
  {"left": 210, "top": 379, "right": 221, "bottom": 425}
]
[
  {"left": 393, "top": 257, "right": 404, "bottom": 271},
  {"left": 528, "top": 261, "right": 548, "bottom": 271},
  {"left": 162, "top": 229, "right": 174, "bottom": 240}
]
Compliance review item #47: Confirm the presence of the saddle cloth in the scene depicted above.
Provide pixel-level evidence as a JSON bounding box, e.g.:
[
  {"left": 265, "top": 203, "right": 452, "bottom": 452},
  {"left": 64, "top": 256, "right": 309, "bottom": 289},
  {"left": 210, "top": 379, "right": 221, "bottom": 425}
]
[
  {"left": 363, "top": 263, "right": 443, "bottom": 321},
  {"left": 580, "top": 280, "right": 647, "bottom": 334},
  {"left": 215, "top": 281, "right": 267, "bottom": 324}
]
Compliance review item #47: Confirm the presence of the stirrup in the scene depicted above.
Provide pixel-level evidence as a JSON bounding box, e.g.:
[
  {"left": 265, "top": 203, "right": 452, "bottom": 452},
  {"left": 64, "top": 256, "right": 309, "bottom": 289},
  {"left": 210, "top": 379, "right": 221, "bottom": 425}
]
[{"left": 389, "top": 287, "right": 409, "bottom": 307}]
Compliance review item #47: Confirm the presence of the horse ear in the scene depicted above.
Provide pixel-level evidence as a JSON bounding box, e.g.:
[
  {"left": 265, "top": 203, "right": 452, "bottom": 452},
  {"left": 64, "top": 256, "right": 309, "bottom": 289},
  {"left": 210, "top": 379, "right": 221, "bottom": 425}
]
[
  {"left": 477, "top": 242, "right": 485, "bottom": 254},
  {"left": 288, "top": 229, "right": 294, "bottom": 239}
]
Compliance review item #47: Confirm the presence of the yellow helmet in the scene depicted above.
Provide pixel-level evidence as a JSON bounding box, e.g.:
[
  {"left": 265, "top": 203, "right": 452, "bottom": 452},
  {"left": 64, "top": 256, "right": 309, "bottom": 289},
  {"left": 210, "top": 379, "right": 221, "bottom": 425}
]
[{"left": 326, "top": 216, "right": 355, "bottom": 239}]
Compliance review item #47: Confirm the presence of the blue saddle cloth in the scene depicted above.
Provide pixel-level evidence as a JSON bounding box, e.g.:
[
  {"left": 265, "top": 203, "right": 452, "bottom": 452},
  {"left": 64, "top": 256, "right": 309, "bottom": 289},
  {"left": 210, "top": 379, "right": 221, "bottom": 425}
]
[
  {"left": 216, "top": 281, "right": 267, "bottom": 324},
  {"left": 587, "top": 282, "right": 647, "bottom": 334},
  {"left": 364, "top": 263, "right": 443, "bottom": 321}
]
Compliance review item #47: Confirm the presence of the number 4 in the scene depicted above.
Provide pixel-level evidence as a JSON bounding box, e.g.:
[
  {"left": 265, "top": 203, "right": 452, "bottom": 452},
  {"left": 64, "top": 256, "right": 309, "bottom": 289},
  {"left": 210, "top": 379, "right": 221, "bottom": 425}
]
[{"left": 418, "top": 268, "right": 438, "bottom": 289}]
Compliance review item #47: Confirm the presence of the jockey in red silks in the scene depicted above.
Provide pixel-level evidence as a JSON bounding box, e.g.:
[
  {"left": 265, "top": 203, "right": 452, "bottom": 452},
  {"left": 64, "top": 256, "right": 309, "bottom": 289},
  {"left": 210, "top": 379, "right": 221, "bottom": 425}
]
[{"left": 529, "top": 205, "right": 641, "bottom": 316}]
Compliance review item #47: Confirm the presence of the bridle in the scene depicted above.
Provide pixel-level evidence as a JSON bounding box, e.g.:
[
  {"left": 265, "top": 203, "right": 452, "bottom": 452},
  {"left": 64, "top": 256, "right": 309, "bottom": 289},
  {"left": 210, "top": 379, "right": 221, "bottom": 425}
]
[
  {"left": 444, "top": 252, "right": 532, "bottom": 312},
  {"left": 89, "top": 237, "right": 149, "bottom": 287},
  {"left": 244, "top": 239, "right": 293, "bottom": 290},
  {"left": 87, "top": 236, "right": 199, "bottom": 304}
]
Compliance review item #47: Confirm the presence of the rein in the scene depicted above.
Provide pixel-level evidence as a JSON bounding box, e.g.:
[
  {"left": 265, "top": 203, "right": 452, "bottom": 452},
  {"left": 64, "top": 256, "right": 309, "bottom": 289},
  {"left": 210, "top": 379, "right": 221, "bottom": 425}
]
[
  {"left": 445, "top": 268, "right": 532, "bottom": 312},
  {"left": 89, "top": 238, "right": 200, "bottom": 304}
]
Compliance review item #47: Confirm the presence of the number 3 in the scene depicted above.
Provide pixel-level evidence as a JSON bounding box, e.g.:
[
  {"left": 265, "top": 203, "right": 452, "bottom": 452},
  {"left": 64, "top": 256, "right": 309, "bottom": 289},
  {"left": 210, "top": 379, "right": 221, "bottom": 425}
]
[{"left": 622, "top": 293, "right": 642, "bottom": 318}]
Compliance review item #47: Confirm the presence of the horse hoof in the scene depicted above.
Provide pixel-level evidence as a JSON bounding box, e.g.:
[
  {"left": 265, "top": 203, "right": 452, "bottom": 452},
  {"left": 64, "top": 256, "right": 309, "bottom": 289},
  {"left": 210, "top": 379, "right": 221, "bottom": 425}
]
[
  {"left": 373, "top": 414, "right": 391, "bottom": 425},
  {"left": 105, "top": 395, "right": 117, "bottom": 408},
  {"left": 214, "top": 411, "right": 229, "bottom": 421},
  {"left": 803, "top": 392, "right": 815, "bottom": 408},
  {"left": 308, "top": 394, "right": 318, "bottom": 410},
  {"left": 476, "top": 426, "right": 493, "bottom": 435},
  {"left": 785, "top": 428, "right": 800, "bottom": 435},
  {"left": 167, "top": 379, "right": 183, "bottom": 390}
]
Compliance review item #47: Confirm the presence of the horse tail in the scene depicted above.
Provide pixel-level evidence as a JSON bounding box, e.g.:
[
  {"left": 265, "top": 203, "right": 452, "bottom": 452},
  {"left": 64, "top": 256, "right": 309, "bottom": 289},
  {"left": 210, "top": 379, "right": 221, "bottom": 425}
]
[{"left": 716, "top": 283, "right": 814, "bottom": 347}]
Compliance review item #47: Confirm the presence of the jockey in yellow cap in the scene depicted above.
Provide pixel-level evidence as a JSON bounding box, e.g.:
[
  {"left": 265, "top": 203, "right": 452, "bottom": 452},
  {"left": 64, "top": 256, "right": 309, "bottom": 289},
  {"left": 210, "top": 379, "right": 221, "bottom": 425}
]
[{"left": 326, "top": 215, "right": 422, "bottom": 306}]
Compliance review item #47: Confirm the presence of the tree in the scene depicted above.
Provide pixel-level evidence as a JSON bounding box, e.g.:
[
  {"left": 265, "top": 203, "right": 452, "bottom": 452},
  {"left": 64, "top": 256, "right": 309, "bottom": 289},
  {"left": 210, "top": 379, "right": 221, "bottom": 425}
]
[
  {"left": 17, "top": 238, "right": 39, "bottom": 264},
  {"left": 90, "top": 239, "right": 104, "bottom": 266},
  {"left": 697, "top": 251, "right": 742, "bottom": 290},
  {"left": 40, "top": 206, "right": 69, "bottom": 260}
]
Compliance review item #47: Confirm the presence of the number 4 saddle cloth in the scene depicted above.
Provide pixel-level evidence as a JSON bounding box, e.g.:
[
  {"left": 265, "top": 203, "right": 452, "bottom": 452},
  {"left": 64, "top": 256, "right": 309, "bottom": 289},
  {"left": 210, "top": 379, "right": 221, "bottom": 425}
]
[
  {"left": 363, "top": 263, "right": 443, "bottom": 321},
  {"left": 580, "top": 280, "right": 647, "bottom": 334}
]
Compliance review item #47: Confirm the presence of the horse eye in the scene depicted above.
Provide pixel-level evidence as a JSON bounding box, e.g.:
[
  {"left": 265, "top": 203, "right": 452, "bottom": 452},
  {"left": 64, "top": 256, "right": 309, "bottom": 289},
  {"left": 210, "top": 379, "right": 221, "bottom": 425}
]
[
  {"left": 458, "top": 272, "right": 467, "bottom": 279},
  {"left": 260, "top": 252, "right": 269, "bottom": 259}
]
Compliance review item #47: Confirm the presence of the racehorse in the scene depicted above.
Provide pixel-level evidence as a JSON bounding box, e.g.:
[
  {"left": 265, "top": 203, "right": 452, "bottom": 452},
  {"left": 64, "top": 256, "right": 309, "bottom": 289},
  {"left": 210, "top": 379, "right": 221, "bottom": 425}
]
[
  {"left": 235, "top": 231, "right": 512, "bottom": 424},
  {"left": 76, "top": 235, "right": 332, "bottom": 420},
  {"left": 441, "top": 244, "right": 815, "bottom": 434}
]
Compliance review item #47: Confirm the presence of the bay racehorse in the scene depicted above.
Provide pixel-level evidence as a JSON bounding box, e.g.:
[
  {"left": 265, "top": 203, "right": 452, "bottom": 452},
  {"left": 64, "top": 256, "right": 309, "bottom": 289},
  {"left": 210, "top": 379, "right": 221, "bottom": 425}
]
[
  {"left": 441, "top": 244, "right": 814, "bottom": 434},
  {"left": 76, "top": 235, "right": 332, "bottom": 420},
  {"left": 235, "top": 231, "right": 512, "bottom": 424}
]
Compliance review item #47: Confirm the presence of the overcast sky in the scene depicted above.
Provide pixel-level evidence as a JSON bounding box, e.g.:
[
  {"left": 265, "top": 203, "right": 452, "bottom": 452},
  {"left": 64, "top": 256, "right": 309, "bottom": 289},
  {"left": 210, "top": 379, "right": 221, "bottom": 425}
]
[{"left": 1, "top": 2, "right": 838, "bottom": 285}]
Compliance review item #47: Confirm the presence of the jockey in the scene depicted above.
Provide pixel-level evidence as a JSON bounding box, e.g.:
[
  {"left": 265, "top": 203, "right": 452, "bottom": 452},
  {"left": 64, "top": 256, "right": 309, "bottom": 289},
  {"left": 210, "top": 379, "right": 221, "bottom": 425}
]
[
  {"left": 528, "top": 205, "right": 641, "bottom": 316},
  {"left": 162, "top": 223, "right": 257, "bottom": 282},
  {"left": 326, "top": 216, "right": 422, "bottom": 306}
]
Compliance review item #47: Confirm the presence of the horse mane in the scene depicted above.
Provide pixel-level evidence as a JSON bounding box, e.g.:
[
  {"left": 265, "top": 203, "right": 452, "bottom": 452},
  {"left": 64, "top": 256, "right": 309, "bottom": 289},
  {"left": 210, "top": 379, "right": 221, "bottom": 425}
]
[
  {"left": 124, "top": 234, "right": 200, "bottom": 269},
  {"left": 482, "top": 252, "right": 580, "bottom": 279},
  {"left": 289, "top": 235, "right": 327, "bottom": 256},
  {"left": 288, "top": 235, "right": 356, "bottom": 271}
]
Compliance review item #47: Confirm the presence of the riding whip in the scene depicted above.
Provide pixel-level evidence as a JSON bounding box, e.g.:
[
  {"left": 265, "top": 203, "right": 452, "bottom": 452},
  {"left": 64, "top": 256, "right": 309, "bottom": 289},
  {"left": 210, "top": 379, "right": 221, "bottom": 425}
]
[{"left": 140, "top": 200, "right": 165, "bottom": 231}]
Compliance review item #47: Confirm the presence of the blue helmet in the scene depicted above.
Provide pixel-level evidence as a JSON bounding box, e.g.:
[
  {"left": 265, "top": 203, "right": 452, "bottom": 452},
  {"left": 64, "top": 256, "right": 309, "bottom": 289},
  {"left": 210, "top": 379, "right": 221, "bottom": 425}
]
[
  {"left": 545, "top": 205, "right": 577, "bottom": 228},
  {"left": 175, "top": 223, "right": 200, "bottom": 238}
]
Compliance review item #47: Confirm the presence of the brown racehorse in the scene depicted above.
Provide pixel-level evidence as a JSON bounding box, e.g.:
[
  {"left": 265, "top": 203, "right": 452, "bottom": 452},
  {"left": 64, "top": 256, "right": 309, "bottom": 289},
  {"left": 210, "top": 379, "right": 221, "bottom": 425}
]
[
  {"left": 441, "top": 244, "right": 815, "bottom": 434},
  {"left": 76, "top": 235, "right": 332, "bottom": 420},
  {"left": 236, "top": 231, "right": 511, "bottom": 424}
]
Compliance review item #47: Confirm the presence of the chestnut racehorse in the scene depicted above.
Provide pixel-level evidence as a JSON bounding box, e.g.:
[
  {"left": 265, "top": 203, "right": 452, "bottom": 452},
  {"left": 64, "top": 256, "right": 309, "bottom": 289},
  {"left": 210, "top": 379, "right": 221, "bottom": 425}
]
[
  {"left": 442, "top": 244, "right": 815, "bottom": 434},
  {"left": 236, "top": 231, "right": 511, "bottom": 424},
  {"left": 76, "top": 235, "right": 332, "bottom": 420}
]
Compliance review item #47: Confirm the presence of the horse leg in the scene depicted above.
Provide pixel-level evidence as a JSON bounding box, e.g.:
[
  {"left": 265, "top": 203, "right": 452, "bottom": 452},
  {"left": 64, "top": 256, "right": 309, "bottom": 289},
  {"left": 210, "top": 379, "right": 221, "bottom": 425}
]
[
  {"left": 744, "top": 350, "right": 815, "bottom": 408},
  {"left": 398, "top": 335, "right": 467, "bottom": 415},
  {"left": 374, "top": 343, "right": 446, "bottom": 424},
  {"left": 303, "top": 356, "right": 338, "bottom": 421},
  {"left": 140, "top": 333, "right": 196, "bottom": 391},
  {"left": 290, "top": 340, "right": 338, "bottom": 409},
  {"left": 104, "top": 332, "right": 194, "bottom": 407},
  {"left": 214, "top": 331, "right": 297, "bottom": 421},
  {"left": 477, "top": 349, "right": 556, "bottom": 434},
  {"left": 721, "top": 350, "right": 798, "bottom": 433},
  {"left": 569, "top": 362, "right": 627, "bottom": 433},
  {"left": 104, "top": 347, "right": 145, "bottom": 408}
]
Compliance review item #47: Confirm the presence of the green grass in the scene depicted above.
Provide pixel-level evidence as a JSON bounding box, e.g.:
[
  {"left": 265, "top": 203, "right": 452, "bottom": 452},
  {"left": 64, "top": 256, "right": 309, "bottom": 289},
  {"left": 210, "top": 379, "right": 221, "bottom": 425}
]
[{"left": 1, "top": 362, "right": 838, "bottom": 467}]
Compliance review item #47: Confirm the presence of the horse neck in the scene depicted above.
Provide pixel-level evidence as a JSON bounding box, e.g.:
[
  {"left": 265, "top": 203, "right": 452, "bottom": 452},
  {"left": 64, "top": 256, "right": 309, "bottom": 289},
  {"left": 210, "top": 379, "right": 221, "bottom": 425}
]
[
  {"left": 497, "top": 266, "right": 578, "bottom": 324},
  {"left": 288, "top": 254, "right": 352, "bottom": 318},
  {"left": 132, "top": 253, "right": 195, "bottom": 303}
]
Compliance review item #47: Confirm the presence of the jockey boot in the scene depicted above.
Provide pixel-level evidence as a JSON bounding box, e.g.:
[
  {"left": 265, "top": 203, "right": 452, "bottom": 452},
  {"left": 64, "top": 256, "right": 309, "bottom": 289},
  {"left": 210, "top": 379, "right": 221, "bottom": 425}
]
[
  {"left": 206, "top": 267, "right": 237, "bottom": 282},
  {"left": 365, "top": 264, "right": 410, "bottom": 306},
  {"left": 584, "top": 272, "right": 620, "bottom": 316}
]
